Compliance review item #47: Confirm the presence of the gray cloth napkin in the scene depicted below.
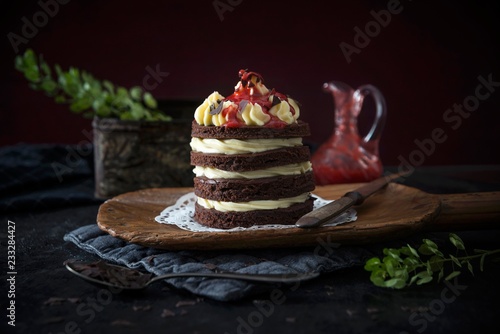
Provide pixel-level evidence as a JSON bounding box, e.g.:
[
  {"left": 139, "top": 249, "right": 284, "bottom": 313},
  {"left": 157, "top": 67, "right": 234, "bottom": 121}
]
[{"left": 64, "top": 224, "right": 373, "bottom": 301}]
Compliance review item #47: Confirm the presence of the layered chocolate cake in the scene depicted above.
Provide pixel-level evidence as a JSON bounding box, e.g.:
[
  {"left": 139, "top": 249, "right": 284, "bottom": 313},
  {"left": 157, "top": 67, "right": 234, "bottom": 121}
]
[{"left": 190, "top": 70, "right": 315, "bottom": 229}]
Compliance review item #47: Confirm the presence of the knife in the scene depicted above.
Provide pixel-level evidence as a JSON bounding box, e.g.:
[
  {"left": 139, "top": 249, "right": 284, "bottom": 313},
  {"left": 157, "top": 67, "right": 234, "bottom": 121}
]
[{"left": 296, "top": 172, "right": 409, "bottom": 228}]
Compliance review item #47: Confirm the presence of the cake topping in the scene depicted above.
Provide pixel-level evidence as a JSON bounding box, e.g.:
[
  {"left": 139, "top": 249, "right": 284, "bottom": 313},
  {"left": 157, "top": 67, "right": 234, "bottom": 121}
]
[
  {"left": 232, "top": 70, "right": 269, "bottom": 98},
  {"left": 194, "top": 70, "right": 301, "bottom": 128}
]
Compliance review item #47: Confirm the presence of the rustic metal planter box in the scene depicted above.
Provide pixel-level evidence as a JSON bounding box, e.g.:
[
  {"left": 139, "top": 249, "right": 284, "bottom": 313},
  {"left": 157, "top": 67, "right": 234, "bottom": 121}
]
[{"left": 92, "top": 101, "right": 197, "bottom": 198}]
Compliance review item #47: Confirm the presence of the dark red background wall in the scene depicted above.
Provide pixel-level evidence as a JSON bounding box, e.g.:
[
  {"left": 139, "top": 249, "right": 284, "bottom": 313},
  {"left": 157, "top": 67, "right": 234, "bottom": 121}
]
[{"left": 1, "top": 0, "right": 499, "bottom": 166}]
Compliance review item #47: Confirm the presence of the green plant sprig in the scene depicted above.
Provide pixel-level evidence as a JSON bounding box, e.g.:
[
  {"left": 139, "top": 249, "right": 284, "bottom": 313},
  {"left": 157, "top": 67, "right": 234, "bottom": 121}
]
[
  {"left": 14, "top": 49, "right": 171, "bottom": 122},
  {"left": 364, "top": 233, "right": 500, "bottom": 289}
]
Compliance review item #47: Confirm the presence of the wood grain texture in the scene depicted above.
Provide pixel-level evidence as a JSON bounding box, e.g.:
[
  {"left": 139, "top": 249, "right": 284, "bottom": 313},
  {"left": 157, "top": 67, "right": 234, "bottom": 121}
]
[{"left": 96, "top": 184, "right": 500, "bottom": 250}]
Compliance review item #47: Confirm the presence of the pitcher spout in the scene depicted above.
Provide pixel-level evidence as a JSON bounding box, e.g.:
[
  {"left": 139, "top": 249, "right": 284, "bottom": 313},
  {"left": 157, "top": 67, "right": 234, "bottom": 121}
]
[
  {"left": 322, "top": 81, "right": 354, "bottom": 108},
  {"left": 322, "top": 81, "right": 353, "bottom": 94}
]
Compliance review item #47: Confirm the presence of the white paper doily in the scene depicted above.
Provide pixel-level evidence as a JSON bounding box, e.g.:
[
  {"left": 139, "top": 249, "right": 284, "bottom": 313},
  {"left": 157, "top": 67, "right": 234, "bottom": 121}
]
[{"left": 155, "top": 192, "right": 357, "bottom": 233}]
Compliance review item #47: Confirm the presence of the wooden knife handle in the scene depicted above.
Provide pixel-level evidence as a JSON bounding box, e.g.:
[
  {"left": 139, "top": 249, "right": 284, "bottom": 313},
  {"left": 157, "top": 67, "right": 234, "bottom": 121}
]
[{"left": 429, "top": 191, "right": 500, "bottom": 231}]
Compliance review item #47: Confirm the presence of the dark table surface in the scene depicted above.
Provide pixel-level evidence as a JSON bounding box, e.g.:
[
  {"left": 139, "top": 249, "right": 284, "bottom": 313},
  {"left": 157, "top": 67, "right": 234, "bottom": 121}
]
[{"left": 1, "top": 144, "right": 500, "bottom": 334}]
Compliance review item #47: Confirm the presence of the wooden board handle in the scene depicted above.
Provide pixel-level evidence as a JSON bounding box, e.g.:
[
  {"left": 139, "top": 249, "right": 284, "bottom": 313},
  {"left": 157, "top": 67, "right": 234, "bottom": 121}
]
[{"left": 429, "top": 191, "right": 500, "bottom": 231}]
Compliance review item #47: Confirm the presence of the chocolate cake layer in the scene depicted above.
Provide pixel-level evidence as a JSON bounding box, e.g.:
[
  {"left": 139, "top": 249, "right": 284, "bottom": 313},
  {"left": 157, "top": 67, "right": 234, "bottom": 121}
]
[
  {"left": 191, "top": 120, "right": 310, "bottom": 139},
  {"left": 194, "top": 198, "right": 315, "bottom": 229},
  {"left": 194, "top": 172, "right": 315, "bottom": 202},
  {"left": 191, "top": 146, "right": 311, "bottom": 172}
]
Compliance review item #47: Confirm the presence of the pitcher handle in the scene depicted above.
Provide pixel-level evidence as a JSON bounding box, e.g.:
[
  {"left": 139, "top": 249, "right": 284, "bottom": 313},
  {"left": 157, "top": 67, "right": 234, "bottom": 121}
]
[{"left": 354, "top": 84, "right": 387, "bottom": 144}]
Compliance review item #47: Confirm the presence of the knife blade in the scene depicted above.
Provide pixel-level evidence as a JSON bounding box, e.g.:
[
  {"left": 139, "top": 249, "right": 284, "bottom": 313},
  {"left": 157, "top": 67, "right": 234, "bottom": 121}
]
[{"left": 296, "top": 172, "right": 408, "bottom": 228}]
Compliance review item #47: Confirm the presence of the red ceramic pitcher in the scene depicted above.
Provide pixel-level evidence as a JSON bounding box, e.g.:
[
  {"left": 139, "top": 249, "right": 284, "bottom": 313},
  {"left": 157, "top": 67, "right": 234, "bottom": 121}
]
[{"left": 311, "top": 81, "right": 387, "bottom": 185}]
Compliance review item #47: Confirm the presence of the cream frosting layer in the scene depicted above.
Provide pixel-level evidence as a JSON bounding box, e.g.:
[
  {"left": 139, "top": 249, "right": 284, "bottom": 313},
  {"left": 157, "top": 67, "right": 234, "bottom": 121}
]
[
  {"left": 190, "top": 137, "right": 303, "bottom": 154},
  {"left": 193, "top": 162, "right": 312, "bottom": 179},
  {"left": 196, "top": 193, "right": 311, "bottom": 212}
]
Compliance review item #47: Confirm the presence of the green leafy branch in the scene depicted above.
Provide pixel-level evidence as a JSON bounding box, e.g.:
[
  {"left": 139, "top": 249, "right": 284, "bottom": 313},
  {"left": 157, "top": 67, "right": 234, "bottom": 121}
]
[
  {"left": 364, "top": 233, "right": 500, "bottom": 289},
  {"left": 14, "top": 49, "right": 171, "bottom": 121}
]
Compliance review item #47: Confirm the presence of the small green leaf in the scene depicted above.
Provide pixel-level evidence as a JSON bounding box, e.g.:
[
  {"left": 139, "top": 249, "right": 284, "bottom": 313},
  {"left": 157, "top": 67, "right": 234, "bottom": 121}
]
[
  {"left": 23, "top": 49, "right": 37, "bottom": 69},
  {"left": 113, "top": 87, "right": 132, "bottom": 108},
  {"left": 383, "top": 278, "right": 406, "bottom": 289},
  {"left": 130, "top": 104, "right": 145, "bottom": 119},
  {"left": 418, "top": 244, "right": 434, "bottom": 256},
  {"left": 116, "top": 86, "right": 128, "bottom": 96},
  {"left": 416, "top": 276, "right": 433, "bottom": 285},
  {"left": 119, "top": 111, "right": 135, "bottom": 120},
  {"left": 40, "top": 61, "right": 51, "bottom": 77},
  {"left": 54, "top": 64, "right": 63, "bottom": 77},
  {"left": 384, "top": 258, "right": 395, "bottom": 277},
  {"left": 409, "top": 275, "right": 418, "bottom": 286},
  {"left": 81, "top": 71, "right": 93, "bottom": 83},
  {"left": 92, "top": 99, "right": 111, "bottom": 117},
  {"left": 69, "top": 98, "right": 92, "bottom": 113},
  {"left": 394, "top": 269, "right": 407, "bottom": 279},
  {"left": 400, "top": 246, "right": 413, "bottom": 257},
  {"left": 130, "top": 86, "right": 143, "bottom": 100},
  {"left": 467, "top": 261, "right": 474, "bottom": 276},
  {"left": 40, "top": 79, "right": 57, "bottom": 94},
  {"left": 103, "top": 80, "right": 114, "bottom": 93},
  {"left": 423, "top": 239, "right": 438, "bottom": 249},
  {"left": 15, "top": 55, "right": 26, "bottom": 71},
  {"left": 449, "top": 233, "right": 465, "bottom": 250},
  {"left": 449, "top": 254, "right": 462, "bottom": 267},
  {"left": 59, "top": 72, "right": 80, "bottom": 96},
  {"left": 143, "top": 91, "right": 157, "bottom": 109},
  {"left": 432, "top": 248, "right": 444, "bottom": 257},
  {"left": 24, "top": 67, "right": 40, "bottom": 82},
  {"left": 407, "top": 244, "right": 420, "bottom": 258},
  {"left": 364, "top": 257, "right": 381, "bottom": 271},
  {"left": 370, "top": 278, "right": 385, "bottom": 287},
  {"left": 68, "top": 66, "right": 80, "bottom": 78},
  {"left": 383, "top": 248, "right": 400, "bottom": 256},
  {"left": 114, "top": 87, "right": 130, "bottom": 106},
  {"left": 444, "top": 271, "right": 461, "bottom": 281},
  {"left": 438, "top": 267, "right": 444, "bottom": 282},
  {"left": 416, "top": 271, "right": 431, "bottom": 279},
  {"left": 426, "top": 261, "right": 433, "bottom": 275}
]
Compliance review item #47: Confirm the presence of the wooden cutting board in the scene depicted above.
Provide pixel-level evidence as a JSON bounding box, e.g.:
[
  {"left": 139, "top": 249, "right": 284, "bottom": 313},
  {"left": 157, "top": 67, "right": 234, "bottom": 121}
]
[{"left": 96, "top": 183, "right": 500, "bottom": 250}]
